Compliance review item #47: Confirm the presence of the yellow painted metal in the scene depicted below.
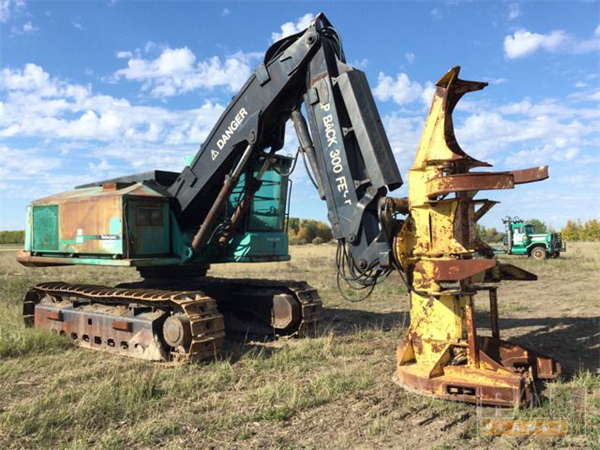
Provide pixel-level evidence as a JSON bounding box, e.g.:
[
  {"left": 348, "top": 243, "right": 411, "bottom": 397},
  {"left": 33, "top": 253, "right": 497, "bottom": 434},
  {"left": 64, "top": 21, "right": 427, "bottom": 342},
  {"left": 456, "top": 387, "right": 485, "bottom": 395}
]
[{"left": 394, "top": 66, "right": 561, "bottom": 407}]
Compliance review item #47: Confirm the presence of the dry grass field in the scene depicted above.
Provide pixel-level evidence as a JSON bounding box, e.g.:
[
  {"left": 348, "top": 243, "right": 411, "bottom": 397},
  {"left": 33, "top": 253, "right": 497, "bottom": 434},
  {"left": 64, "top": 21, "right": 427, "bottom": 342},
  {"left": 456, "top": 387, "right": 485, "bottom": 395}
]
[{"left": 0, "top": 243, "right": 598, "bottom": 450}]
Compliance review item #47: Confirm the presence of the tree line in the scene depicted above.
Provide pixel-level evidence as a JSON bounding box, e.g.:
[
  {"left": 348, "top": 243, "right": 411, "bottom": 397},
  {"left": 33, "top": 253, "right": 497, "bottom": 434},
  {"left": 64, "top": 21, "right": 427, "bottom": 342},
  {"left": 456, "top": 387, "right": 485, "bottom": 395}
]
[
  {"left": 561, "top": 219, "right": 600, "bottom": 241},
  {"left": 0, "top": 230, "right": 25, "bottom": 244},
  {"left": 2, "top": 217, "right": 597, "bottom": 247},
  {"left": 287, "top": 218, "right": 333, "bottom": 245},
  {"left": 476, "top": 218, "right": 599, "bottom": 243}
]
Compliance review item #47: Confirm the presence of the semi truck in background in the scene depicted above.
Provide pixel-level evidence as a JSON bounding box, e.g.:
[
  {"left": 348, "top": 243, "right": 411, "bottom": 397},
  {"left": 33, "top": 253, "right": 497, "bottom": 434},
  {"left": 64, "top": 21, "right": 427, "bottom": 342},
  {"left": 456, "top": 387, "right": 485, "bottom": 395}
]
[{"left": 501, "top": 216, "right": 565, "bottom": 259}]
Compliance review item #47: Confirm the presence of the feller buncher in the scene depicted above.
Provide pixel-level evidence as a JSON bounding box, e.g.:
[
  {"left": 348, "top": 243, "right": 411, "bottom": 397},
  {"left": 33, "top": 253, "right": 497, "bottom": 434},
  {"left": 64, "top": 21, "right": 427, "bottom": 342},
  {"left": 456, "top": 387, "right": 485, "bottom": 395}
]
[{"left": 18, "top": 13, "right": 560, "bottom": 407}]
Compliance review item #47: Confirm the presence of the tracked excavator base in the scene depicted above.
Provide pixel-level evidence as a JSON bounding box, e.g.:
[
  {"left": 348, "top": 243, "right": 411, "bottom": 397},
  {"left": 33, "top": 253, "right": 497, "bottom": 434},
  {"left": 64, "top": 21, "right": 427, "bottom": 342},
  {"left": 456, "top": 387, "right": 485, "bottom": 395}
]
[{"left": 23, "top": 277, "right": 322, "bottom": 363}]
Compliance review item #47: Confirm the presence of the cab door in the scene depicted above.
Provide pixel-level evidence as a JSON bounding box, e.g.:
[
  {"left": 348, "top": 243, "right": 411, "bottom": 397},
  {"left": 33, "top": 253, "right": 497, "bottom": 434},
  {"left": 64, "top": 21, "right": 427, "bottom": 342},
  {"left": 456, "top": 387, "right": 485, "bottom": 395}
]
[{"left": 126, "top": 200, "right": 170, "bottom": 257}]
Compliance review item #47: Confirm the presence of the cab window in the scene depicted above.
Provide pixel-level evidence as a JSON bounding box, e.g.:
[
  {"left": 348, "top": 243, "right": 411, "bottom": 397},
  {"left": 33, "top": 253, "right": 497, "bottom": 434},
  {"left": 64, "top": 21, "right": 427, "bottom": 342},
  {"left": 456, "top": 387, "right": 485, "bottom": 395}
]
[
  {"left": 248, "top": 168, "right": 288, "bottom": 232},
  {"left": 137, "top": 207, "right": 163, "bottom": 226}
]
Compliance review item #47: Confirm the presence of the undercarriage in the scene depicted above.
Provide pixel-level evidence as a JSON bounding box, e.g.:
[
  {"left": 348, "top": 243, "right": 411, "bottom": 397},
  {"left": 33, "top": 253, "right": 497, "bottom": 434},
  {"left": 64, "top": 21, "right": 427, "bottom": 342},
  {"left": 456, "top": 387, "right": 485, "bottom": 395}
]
[{"left": 23, "top": 277, "right": 322, "bottom": 362}]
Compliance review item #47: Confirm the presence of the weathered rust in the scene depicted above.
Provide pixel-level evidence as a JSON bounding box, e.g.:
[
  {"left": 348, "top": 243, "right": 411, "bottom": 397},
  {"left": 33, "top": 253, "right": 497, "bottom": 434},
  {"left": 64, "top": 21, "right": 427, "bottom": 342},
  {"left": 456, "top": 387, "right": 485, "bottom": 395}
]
[
  {"left": 46, "top": 309, "right": 63, "bottom": 321},
  {"left": 35, "top": 300, "right": 166, "bottom": 361},
  {"left": 191, "top": 143, "right": 255, "bottom": 253},
  {"left": 217, "top": 151, "right": 276, "bottom": 247},
  {"left": 427, "top": 167, "right": 550, "bottom": 198},
  {"left": 392, "top": 197, "right": 410, "bottom": 215},
  {"left": 25, "top": 183, "right": 169, "bottom": 260},
  {"left": 163, "top": 314, "right": 192, "bottom": 348},
  {"left": 510, "top": 166, "right": 549, "bottom": 184},
  {"left": 415, "top": 259, "right": 496, "bottom": 282},
  {"left": 16, "top": 250, "right": 181, "bottom": 267},
  {"left": 26, "top": 275, "right": 322, "bottom": 362},
  {"left": 394, "top": 66, "right": 561, "bottom": 408},
  {"left": 412, "top": 66, "right": 490, "bottom": 170},
  {"left": 112, "top": 319, "right": 132, "bottom": 332},
  {"left": 493, "top": 338, "right": 562, "bottom": 378},
  {"left": 271, "top": 294, "right": 302, "bottom": 330},
  {"left": 472, "top": 200, "right": 498, "bottom": 223},
  {"left": 394, "top": 365, "right": 530, "bottom": 408},
  {"left": 25, "top": 282, "right": 226, "bottom": 362},
  {"left": 488, "top": 288, "right": 500, "bottom": 342},
  {"left": 395, "top": 333, "right": 561, "bottom": 407},
  {"left": 426, "top": 173, "right": 514, "bottom": 198},
  {"left": 181, "top": 277, "right": 322, "bottom": 336},
  {"left": 464, "top": 299, "right": 479, "bottom": 368}
]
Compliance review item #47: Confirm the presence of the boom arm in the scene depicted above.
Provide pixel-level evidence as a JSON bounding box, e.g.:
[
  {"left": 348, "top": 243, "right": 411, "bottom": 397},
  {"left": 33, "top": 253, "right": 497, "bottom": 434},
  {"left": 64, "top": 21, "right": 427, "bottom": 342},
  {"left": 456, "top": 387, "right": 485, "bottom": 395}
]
[
  {"left": 169, "top": 13, "right": 404, "bottom": 283},
  {"left": 298, "top": 31, "right": 403, "bottom": 278}
]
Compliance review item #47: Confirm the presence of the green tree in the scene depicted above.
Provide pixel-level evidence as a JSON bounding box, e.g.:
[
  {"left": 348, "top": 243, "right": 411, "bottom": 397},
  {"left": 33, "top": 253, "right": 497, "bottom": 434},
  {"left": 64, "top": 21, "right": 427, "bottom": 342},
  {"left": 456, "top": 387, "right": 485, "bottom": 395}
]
[
  {"left": 525, "top": 219, "right": 547, "bottom": 233},
  {"left": 561, "top": 220, "right": 579, "bottom": 241},
  {"left": 315, "top": 221, "right": 333, "bottom": 242},
  {"left": 583, "top": 219, "right": 600, "bottom": 241},
  {"left": 287, "top": 218, "right": 333, "bottom": 245},
  {"left": 0, "top": 230, "right": 25, "bottom": 244},
  {"left": 286, "top": 217, "right": 300, "bottom": 234},
  {"left": 475, "top": 224, "right": 504, "bottom": 243},
  {"left": 576, "top": 219, "right": 585, "bottom": 241}
]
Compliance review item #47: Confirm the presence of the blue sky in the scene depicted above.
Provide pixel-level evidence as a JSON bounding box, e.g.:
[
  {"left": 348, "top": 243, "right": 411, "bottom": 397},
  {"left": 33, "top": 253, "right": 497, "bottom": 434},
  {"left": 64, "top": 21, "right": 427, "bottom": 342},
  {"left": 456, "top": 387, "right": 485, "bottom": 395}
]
[{"left": 1, "top": 1, "right": 599, "bottom": 231}]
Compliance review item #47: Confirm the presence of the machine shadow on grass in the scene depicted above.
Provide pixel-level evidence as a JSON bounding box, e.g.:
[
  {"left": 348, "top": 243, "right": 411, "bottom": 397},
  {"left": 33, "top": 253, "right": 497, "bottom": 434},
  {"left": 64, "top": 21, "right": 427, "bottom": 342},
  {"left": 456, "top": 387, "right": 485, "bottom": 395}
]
[
  {"left": 474, "top": 311, "right": 599, "bottom": 375},
  {"left": 218, "top": 307, "right": 597, "bottom": 380},
  {"left": 218, "top": 307, "right": 407, "bottom": 364},
  {"left": 319, "top": 307, "right": 408, "bottom": 336}
]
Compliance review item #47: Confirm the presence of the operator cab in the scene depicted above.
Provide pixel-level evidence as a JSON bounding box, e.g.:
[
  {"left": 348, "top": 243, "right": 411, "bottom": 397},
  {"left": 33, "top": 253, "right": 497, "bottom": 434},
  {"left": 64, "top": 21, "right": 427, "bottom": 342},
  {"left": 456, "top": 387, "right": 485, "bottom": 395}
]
[{"left": 18, "top": 154, "right": 294, "bottom": 267}]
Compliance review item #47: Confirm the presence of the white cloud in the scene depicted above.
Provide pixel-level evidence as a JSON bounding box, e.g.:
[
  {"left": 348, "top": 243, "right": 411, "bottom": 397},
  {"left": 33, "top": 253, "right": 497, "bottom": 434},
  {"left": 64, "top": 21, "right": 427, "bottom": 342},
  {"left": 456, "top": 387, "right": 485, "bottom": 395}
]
[
  {"left": 22, "top": 20, "right": 37, "bottom": 33},
  {"left": 113, "top": 47, "right": 257, "bottom": 96},
  {"left": 71, "top": 20, "right": 84, "bottom": 30},
  {"left": 482, "top": 77, "right": 509, "bottom": 85},
  {"left": 431, "top": 8, "right": 443, "bottom": 21},
  {"left": 504, "top": 30, "right": 566, "bottom": 59},
  {"left": 0, "top": 145, "right": 61, "bottom": 181},
  {"left": 351, "top": 58, "right": 368, "bottom": 69},
  {"left": 569, "top": 25, "right": 600, "bottom": 54},
  {"left": 0, "top": 63, "right": 225, "bottom": 144},
  {"left": 87, "top": 158, "right": 116, "bottom": 174},
  {"left": 382, "top": 113, "right": 426, "bottom": 168},
  {"left": 221, "top": 8, "right": 230, "bottom": 17},
  {"left": 504, "top": 144, "right": 580, "bottom": 168},
  {"left": 454, "top": 107, "right": 597, "bottom": 165},
  {"left": 420, "top": 81, "right": 436, "bottom": 107},
  {"left": 495, "top": 97, "right": 598, "bottom": 120},
  {"left": 9, "top": 18, "right": 38, "bottom": 35},
  {"left": 373, "top": 72, "right": 424, "bottom": 106},
  {"left": 508, "top": 3, "right": 521, "bottom": 20},
  {"left": 1, "top": 63, "right": 76, "bottom": 96},
  {"left": 376, "top": 77, "right": 599, "bottom": 174},
  {"left": 569, "top": 88, "right": 600, "bottom": 103},
  {"left": 0, "top": 62, "right": 233, "bottom": 203},
  {"left": 271, "top": 13, "right": 313, "bottom": 42},
  {"left": 0, "top": 0, "right": 25, "bottom": 23},
  {"left": 555, "top": 173, "right": 600, "bottom": 186},
  {"left": 116, "top": 50, "right": 133, "bottom": 59},
  {"left": 504, "top": 27, "right": 600, "bottom": 59},
  {"left": 405, "top": 52, "right": 415, "bottom": 64},
  {"left": 144, "top": 41, "right": 160, "bottom": 53}
]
